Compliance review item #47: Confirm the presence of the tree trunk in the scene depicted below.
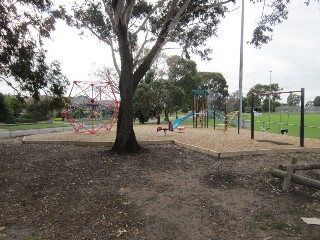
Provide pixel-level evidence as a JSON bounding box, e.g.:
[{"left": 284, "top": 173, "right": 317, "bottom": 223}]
[
  {"left": 111, "top": 101, "right": 140, "bottom": 153},
  {"left": 111, "top": 23, "right": 140, "bottom": 154},
  {"left": 156, "top": 112, "right": 160, "bottom": 125}
]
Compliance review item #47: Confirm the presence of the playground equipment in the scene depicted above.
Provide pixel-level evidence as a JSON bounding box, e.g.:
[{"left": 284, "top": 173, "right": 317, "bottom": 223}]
[
  {"left": 157, "top": 121, "right": 174, "bottom": 136},
  {"left": 250, "top": 88, "right": 305, "bottom": 147},
  {"left": 173, "top": 112, "right": 193, "bottom": 129},
  {"left": 221, "top": 111, "right": 239, "bottom": 131},
  {"left": 192, "top": 90, "right": 209, "bottom": 128},
  {"left": 222, "top": 99, "right": 240, "bottom": 131},
  {"left": 225, "top": 99, "right": 239, "bottom": 114},
  {"left": 63, "top": 81, "right": 119, "bottom": 134}
]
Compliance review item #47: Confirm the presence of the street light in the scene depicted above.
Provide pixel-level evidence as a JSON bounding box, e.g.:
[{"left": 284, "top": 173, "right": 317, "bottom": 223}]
[{"left": 238, "top": 0, "right": 244, "bottom": 133}]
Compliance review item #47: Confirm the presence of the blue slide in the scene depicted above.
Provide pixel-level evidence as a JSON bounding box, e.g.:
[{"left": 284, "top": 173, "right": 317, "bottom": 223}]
[{"left": 173, "top": 112, "right": 193, "bottom": 129}]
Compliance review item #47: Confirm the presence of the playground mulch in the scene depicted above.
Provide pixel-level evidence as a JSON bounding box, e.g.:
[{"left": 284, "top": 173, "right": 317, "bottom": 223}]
[
  {"left": 0, "top": 137, "right": 320, "bottom": 239},
  {"left": 23, "top": 125, "right": 320, "bottom": 155}
]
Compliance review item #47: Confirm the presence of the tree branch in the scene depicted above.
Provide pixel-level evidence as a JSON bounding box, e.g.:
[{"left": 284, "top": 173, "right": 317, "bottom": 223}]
[
  {"left": 113, "top": 0, "right": 126, "bottom": 28},
  {"left": 0, "top": 76, "right": 21, "bottom": 94},
  {"left": 121, "top": 0, "right": 136, "bottom": 26},
  {"left": 81, "top": 22, "right": 112, "bottom": 45},
  {"left": 102, "top": 0, "right": 115, "bottom": 29},
  {"left": 110, "top": 41, "right": 121, "bottom": 76},
  {"left": 133, "top": 0, "right": 233, "bottom": 90},
  {"left": 168, "top": 0, "right": 201, "bottom": 33},
  {"left": 187, "top": 0, "right": 234, "bottom": 15},
  {"left": 132, "top": 0, "right": 165, "bottom": 37},
  {"left": 133, "top": 26, "right": 149, "bottom": 68}
]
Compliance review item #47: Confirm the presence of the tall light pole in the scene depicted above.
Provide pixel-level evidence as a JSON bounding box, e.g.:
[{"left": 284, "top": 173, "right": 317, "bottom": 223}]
[
  {"left": 238, "top": 0, "right": 244, "bottom": 133},
  {"left": 269, "top": 70, "right": 272, "bottom": 125}
]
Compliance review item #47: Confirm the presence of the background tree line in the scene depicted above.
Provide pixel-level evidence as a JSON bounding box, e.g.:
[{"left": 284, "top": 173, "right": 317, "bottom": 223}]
[
  {"left": 133, "top": 55, "right": 229, "bottom": 124},
  {"left": 0, "top": 93, "right": 64, "bottom": 123}
]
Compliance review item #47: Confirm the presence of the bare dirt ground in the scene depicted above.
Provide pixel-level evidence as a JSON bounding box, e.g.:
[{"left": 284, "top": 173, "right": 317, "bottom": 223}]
[{"left": 1, "top": 135, "right": 320, "bottom": 239}]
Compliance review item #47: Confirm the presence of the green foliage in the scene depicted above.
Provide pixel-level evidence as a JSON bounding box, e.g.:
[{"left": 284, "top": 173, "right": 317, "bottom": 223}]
[
  {"left": 287, "top": 93, "right": 301, "bottom": 106},
  {"left": 133, "top": 83, "right": 156, "bottom": 124},
  {"left": 0, "top": 0, "right": 70, "bottom": 101},
  {"left": 0, "top": 93, "right": 10, "bottom": 123},
  {"left": 198, "top": 72, "right": 229, "bottom": 110},
  {"left": 23, "top": 100, "right": 51, "bottom": 122},
  {"left": 164, "top": 82, "right": 185, "bottom": 116},
  {"left": 4, "top": 95, "right": 25, "bottom": 118},
  {"left": 314, "top": 96, "right": 320, "bottom": 106},
  {"left": 71, "top": 109, "right": 84, "bottom": 119},
  {"left": 168, "top": 56, "right": 201, "bottom": 110},
  {"left": 246, "top": 83, "right": 282, "bottom": 111},
  {"left": 144, "top": 69, "right": 156, "bottom": 84}
]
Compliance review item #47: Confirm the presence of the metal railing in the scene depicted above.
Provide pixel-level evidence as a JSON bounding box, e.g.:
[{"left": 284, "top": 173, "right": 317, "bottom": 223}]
[{"left": 0, "top": 122, "right": 72, "bottom": 138}]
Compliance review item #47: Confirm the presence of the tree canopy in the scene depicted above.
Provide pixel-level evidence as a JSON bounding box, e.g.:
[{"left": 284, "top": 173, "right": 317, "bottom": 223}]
[
  {"left": 246, "top": 83, "right": 282, "bottom": 111},
  {"left": 0, "top": 0, "right": 69, "bottom": 101},
  {"left": 287, "top": 93, "right": 301, "bottom": 106},
  {"left": 314, "top": 96, "right": 320, "bottom": 106}
]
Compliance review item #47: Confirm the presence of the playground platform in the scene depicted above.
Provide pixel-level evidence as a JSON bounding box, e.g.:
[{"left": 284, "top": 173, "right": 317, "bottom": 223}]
[{"left": 23, "top": 125, "right": 320, "bottom": 158}]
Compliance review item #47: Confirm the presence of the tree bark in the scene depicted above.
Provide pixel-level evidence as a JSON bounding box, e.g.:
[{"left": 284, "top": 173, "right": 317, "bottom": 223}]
[
  {"left": 156, "top": 112, "right": 160, "bottom": 125},
  {"left": 110, "top": 20, "right": 140, "bottom": 154}
]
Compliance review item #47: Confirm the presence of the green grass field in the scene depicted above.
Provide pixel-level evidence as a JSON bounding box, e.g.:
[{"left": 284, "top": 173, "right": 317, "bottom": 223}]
[
  {"left": 165, "top": 112, "right": 320, "bottom": 140},
  {"left": 242, "top": 112, "right": 320, "bottom": 140},
  {"left": 1, "top": 112, "right": 320, "bottom": 140},
  {"left": 0, "top": 122, "right": 69, "bottom": 131}
]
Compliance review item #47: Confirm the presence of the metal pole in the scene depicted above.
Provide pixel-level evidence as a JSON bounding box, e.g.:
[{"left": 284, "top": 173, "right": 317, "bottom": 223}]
[
  {"left": 192, "top": 93, "right": 195, "bottom": 128},
  {"left": 251, "top": 93, "right": 254, "bottom": 139},
  {"left": 269, "top": 70, "right": 272, "bottom": 125},
  {"left": 300, "top": 88, "right": 305, "bottom": 147},
  {"left": 238, "top": 0, "right": 244, "bottom": 133}
]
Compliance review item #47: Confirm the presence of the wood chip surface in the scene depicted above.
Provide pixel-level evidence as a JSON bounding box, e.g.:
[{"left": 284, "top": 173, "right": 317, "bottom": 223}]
[{"left": 24, "top": 125, "right": 320, "bottom": 153}]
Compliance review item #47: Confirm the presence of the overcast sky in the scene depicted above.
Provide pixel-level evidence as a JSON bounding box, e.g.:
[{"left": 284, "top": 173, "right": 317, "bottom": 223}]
[{"left": 2, "top": 1, "right": 320, "bottom": 102}]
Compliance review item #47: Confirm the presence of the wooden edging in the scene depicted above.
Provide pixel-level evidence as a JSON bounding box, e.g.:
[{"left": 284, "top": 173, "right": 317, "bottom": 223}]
[
  {"left": 22, "top": 137, "right": 174, "bottom": 147},
  {"left": 22, "top": 137, "right": 320, "bottom": 159},
  {"left": 173, "top": 140, "right": 220, "bottom": 158}
]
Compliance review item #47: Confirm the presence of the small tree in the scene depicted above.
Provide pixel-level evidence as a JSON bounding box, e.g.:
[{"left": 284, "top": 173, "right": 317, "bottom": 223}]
[
  {"left": 287, "top": 94, "right": 301, "bottom": 106},
  {"left": 165, "top": 83, "right": 185, "bottom": 119},
  {"left": 246, "top": 83, "right": 282, "bottom": 111},
  {"left": 198, "top": 72, "right": 229, "bottom": 111},
  {"left": 0, "top": 93, "right": 9, "bottom": 123},
  {"left": 133, "top": 83, "right": 156, "bottom": 124},
  {"left": 4, "top": 95, "right": 25, "bottom": 119},
  {"left": 168, "top": 56, "right": 201, "bottom": 110},
  {"left": 24, "top": 99, "right": 51, "bottom": 122},
  {"left": 314, "top": 96, "right": 320, "bottom": 106}
]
